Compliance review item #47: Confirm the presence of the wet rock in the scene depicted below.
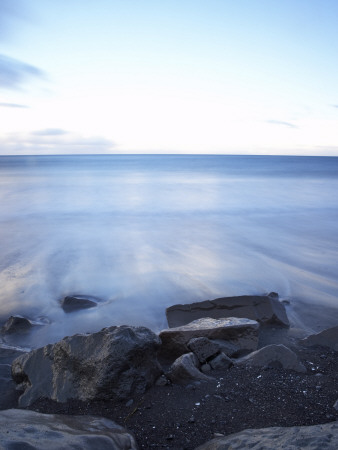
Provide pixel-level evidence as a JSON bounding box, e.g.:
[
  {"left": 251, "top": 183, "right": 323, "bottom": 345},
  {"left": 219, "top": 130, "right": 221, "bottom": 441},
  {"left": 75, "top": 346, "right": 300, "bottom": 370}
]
[
  {"left": 209, "top": 352, "right": 232, "bottom": 370},
  {"left": 166, "top": 293, "right": 289, "bottom": 328},
  {"left": 300, "top": 326, "right": 338, "bottom": 351},
  {"left": 196, "top": 422, "right": 338, "bottom": 449},
  {"left": 1, "top": 315, "right": 33, "bottom": 334},
  {"left": 12, "top": 325, "right": 162, "bottom": 407},
  {"left": 159, "top": 317, "right": 259, "bottom": 359},
  {"left": 0, "top": 409, "right": 138, "bottom": 449},
  {"left": 187, "top": 337, "right": 220, "bottom": 363},
  {"left": 236, "top": 344, "right": 306, "bottom": 373},
  {"left": 167, "top": 352, "right": 212, "bottom": 384},
  {"left": 61, "top": 295, "right": 98, "bottom": 312}
]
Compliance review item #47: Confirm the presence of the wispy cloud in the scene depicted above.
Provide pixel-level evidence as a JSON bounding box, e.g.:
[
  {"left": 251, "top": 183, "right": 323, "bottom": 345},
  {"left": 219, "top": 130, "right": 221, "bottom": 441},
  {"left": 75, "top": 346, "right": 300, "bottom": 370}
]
[
  {"left": 266, "top": 120, "right": 298, "bottom": 129},
  {"left": 32, "top": 128, "right": 68, "bottom": 136},
  {"left": 0, "top": 54, "right": 44, "bottom": 90},
  {"left": 0, "top": 131, "right": 116, "bottom": 155},
  {"left": 332, "top": 105, "right": 338, "bottom": 109},
  {"left": 0, "top": 101, "right": 28, "bottom": 108}
]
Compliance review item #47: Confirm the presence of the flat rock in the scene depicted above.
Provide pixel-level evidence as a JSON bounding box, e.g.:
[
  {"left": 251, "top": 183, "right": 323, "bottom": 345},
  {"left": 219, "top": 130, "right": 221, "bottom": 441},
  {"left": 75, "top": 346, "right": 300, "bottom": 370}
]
[
  {"left": 166, "top": 293, "right": 289, "bottom": 328},
  {"left": 236, "top": 344, "right": 306, "bottom": 373},
  {"left": 196, "top": 422, "right": 338, "bottom": 449},
  {"left": 1, "top": 315, "right": 33, "bottom": 334},
  {"left": 159, "top": 317, "right": 259, "bottom": 359},
  {"left": 300, "top": 326, "right": 338, "bottom": 351},
  {"left": 12, "top": 325, "right": 162, "bottom": 407},
  {"left": 167, "top": 352, "right": 212, "bottom": 383},
  {"left": 61, "top": 295, "right": 98, "bottom": 312},
  {"left": 0, "top": 409, "right": 137, "bottom": 449},
  {"left": 188, "top": 337, "right": 220, "bottom": 363}
]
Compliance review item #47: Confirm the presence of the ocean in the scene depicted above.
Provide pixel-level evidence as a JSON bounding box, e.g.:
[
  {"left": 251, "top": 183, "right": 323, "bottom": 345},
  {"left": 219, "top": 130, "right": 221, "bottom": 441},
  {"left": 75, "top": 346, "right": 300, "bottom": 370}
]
[{"left": 1, "top": 154, "right": 338, "bottom": 348}]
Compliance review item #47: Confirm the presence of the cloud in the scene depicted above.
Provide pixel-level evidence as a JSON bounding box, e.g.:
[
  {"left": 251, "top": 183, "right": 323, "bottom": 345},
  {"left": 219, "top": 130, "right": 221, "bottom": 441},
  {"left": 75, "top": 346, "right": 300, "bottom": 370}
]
[
  {"left": 266, "top": 120, "right": 298, "bottom": 129},
  {"left": 0, "top": 101, "right": 28, "bottom": 108},
  {"left": 332, "top": 105, "right": 338, "bottom": 109},
  {"left": 32, "top": 128, "right": 69, "bottom": 136},
  {"left": 0, "top": 54, "right": 44, "bottom": 90},
  {"left": 0, "top": 131, "right": 116, "bottom": 155}
]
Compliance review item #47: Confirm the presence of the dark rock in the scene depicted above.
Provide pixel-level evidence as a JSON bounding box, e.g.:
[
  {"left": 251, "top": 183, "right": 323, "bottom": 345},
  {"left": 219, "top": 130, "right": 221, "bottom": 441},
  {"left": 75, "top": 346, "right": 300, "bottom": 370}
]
[
  {"left": 1, "top": 315, "right": 33, "bottom": 334},
  {"left": 196, "top": 422, "right": 338, "bottom": 449},
  {"left": 209, "top": 352, "right": 232, "bottom": 370},
  {"left": 236, "top": 344, "right": 306, "bottom": 373},
  {"left": 187, "top": 337, "right": 220, "bottom": 363},
  {"left": 300, "top": 326, "right": 338, "bottom": 351},
  {"left": 0, "top": 408, "right": 138, "bottom": 449},
  {"left": 334, "top": 400, "right": 338, "bottom": 411},
  {"left": 12, "top": 325, "right": 162, "bottom": 407},
  {"left": 166, "top": 293, "right": 289, "bottom": 328},
  {"left": 159, "top": 317, "right": 259, "bottom": 359},
  {"left": 61, "top": 295, "right": 98, "bottom": 312},
  {"left": 167, "top": 352, "right": 212, "bottom": 384}
]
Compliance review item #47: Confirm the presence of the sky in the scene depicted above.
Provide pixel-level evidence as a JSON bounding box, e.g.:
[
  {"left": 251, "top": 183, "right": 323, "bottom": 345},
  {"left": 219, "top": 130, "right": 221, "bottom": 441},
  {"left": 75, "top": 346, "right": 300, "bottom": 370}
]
[{"left": 0, "top": 0, "right": 337, "bottom": 155}]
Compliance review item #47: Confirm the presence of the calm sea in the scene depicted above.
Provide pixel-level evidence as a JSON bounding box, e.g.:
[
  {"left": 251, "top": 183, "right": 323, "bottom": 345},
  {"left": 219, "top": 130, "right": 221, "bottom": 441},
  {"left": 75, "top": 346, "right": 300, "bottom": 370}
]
[{"left": 1, "top": 155, "right": 338, "bottom": 347}]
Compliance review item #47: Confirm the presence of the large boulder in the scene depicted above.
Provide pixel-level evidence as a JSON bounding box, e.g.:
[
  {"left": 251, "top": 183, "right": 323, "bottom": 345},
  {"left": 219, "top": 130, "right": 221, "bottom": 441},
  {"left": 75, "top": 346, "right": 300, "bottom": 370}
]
[
  {"left": 196, "top": 422, "right": 338, "bottom": 449},
  {"left": 300, "top": 326, "right": 338, "bottom": 351},
  {"left": 166, "top": 293, "right": 289, "bottom": 328},
  {"left": 12, "top": 325, "right": 162, "bottom": 407},
  {"left": 159, "top": 317, "right": 259, "bottom": 359},
  {"left": 0, "top": 409, "right": 138, "bottom": 449},
  {"left": 236, "top": 344, "right": 306, "bottom": 373}
]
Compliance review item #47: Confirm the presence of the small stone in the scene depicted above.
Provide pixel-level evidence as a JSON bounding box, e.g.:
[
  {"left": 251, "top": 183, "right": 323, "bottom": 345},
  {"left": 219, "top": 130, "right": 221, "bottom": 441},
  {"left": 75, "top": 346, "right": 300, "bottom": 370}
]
[
  {"left": 201, "top": 363, "right": 211, "bottom": 373},
  {"left": 333, "top": 400, "right": 338, "bottom": 411},
  {"left": 209, "top": 352, "right": 232, "bottom": 370},
  {"left": 125, "top": 399, "right": 133, "bottom": 407},
  {"left": 188, "top": 416, "right": 195, "bottom": 423},
  {"left": 166, "top": 435, "right": 174, "bottom": 440},
  {"left": 155, "top": 375, "right": 169, "bottom": 386}
]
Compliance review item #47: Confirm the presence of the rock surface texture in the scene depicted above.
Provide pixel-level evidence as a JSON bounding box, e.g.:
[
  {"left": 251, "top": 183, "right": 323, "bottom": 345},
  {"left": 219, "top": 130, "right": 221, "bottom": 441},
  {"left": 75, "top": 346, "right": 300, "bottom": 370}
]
[
  {"left": 301, "top": 326, "right": 338, "bottom": 351},
  {"left": 167, "top": 352, "right": 212, "bottom": 383},
  {"left": 236, "top": 344, "right": 306, "bottom": 373},
  {"left": 12, "top": 325, "right": 162, "bottom": 407},
  {"left": 159, "top": 317, "right": 259, "bottom": 359},
  {"left": 196, "top": 422, "right": 338, "bottom": 449},
  {"left": 0, "top": 408, "right": 138, "bottom": 450},
  {"left": 166, "top": 293, "right": 289, "bottom": 328}
]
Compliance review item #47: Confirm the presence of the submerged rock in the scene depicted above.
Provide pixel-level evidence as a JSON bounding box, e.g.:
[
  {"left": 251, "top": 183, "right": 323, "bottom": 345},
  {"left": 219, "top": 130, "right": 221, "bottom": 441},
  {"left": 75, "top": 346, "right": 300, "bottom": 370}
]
[
  {"left": 12, "top": 325, "right": 162, "bottom": 407},
  {"left": 196, "top": 422, "right": 338, "bottom": 449},
  {"left": 166, "top": 293, "right": 289, "bottom": 328},
  {"left": 1, "top": 315, "right": 33, "bottom": 334},
  {"left": 236, "top": 344, "right": 306, "bottom": 373},
  {"left": 159, "top": 317, "right": 259, "bottom": 359},
  {"left": 300, "top": 326, "right": 338, "bottom": 351},
  {"left": 61, "top": 295, "right": 98, "bottom": 312},
  {"left": 0, "top": 409, "right": 138, "bottom": 450}
]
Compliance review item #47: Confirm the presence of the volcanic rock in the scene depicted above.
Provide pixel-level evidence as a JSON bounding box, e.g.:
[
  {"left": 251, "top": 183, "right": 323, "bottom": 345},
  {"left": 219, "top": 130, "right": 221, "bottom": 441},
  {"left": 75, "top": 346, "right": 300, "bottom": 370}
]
[
  {"left": 166, "top": 293, "right": 289, "bottom": 328},
  {"left": 167, "top": 352, "right": 212, "bottom": 384},
  {"left": 236, "top": 344, "right": 306, "bottom": 373},
  {"left": 0, "top": 409, "right": 137, "bottom": 449},
  {"left": 1, "top": 315, "right": 33, "bottom": 334},
  {"left": 61, "top": 295, "right": 98, "bottom": 312},
  {"left": 159, "top": 317, "right": 259, "bottom": 359},
  {"left": 12, "top": 325, "right": 162, "bottom": 407},
  {"left": 300, "top": 326, "right": 338, "bottom": 351},
  {"left": 187, "top": 337, "right": 220, "bottom": 363},
  {"left": 196, "top": 422, "right": 338, "bottom": 449}
]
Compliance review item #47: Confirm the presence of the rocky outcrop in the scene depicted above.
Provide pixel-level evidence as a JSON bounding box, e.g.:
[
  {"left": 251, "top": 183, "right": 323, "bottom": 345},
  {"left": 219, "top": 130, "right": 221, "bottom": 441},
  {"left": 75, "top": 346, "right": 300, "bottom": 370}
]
[
  {"left": 12, "top": 325, "right": 162, "bottom": 407},
  {"left": 236, "top": 344, "right": 306, "bottom": 373},
  {"left": 196, "top": 422, "right": 338, "bottom": 449},
  {"left": 61, "top": 295, "right": 98, "bottom": 312},
  {"left": 1, "top": 315, "right": 33, "bottom": 334},
  {"left": 167, "top": 352, "right": 212, "bottom": 383},
  {"left": 300, "top": 326, "right": 338, "bottom": 351},
  {"left": 159, "top": 317, "right": 259, "bottom": 359},
  {"left": 166, "top": 293, "right": 289, "bottom": 328},
  {"left": 0, "top": 409, "right": 138, "bottom": 449},
  {"left": 187, "top": 337, "right": 220, "bottom": 363}
]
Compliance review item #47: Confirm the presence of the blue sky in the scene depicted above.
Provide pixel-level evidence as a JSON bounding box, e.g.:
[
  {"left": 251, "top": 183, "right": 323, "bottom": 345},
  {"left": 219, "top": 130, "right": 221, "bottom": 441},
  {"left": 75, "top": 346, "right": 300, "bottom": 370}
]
[{"left": 0, "top": 0, "right": 337, "bottom": 155}]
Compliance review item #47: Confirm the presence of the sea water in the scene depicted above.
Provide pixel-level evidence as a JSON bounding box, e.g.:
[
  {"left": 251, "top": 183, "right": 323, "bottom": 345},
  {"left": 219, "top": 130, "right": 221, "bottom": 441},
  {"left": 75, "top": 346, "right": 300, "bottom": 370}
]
[{"left": 1, "top": 154, "right": 338, "bottom": 348}]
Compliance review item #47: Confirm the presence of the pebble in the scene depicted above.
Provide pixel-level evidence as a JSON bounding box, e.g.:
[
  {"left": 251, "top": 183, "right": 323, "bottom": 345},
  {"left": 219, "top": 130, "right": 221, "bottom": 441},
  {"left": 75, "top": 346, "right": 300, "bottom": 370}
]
[
  {"left": 125, "top": 399, "right": 133, "bottom": 407},
  {"left": 188, "top": 416, "right": 195, "bottom": 423}
]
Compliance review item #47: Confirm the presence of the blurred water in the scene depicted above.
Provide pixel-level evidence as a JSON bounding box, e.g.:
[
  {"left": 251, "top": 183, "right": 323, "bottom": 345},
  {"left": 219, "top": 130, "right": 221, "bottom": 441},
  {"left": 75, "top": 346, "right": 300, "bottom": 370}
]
[{"left": 1, "top": 154, "right": 338, "bottom": 347}]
